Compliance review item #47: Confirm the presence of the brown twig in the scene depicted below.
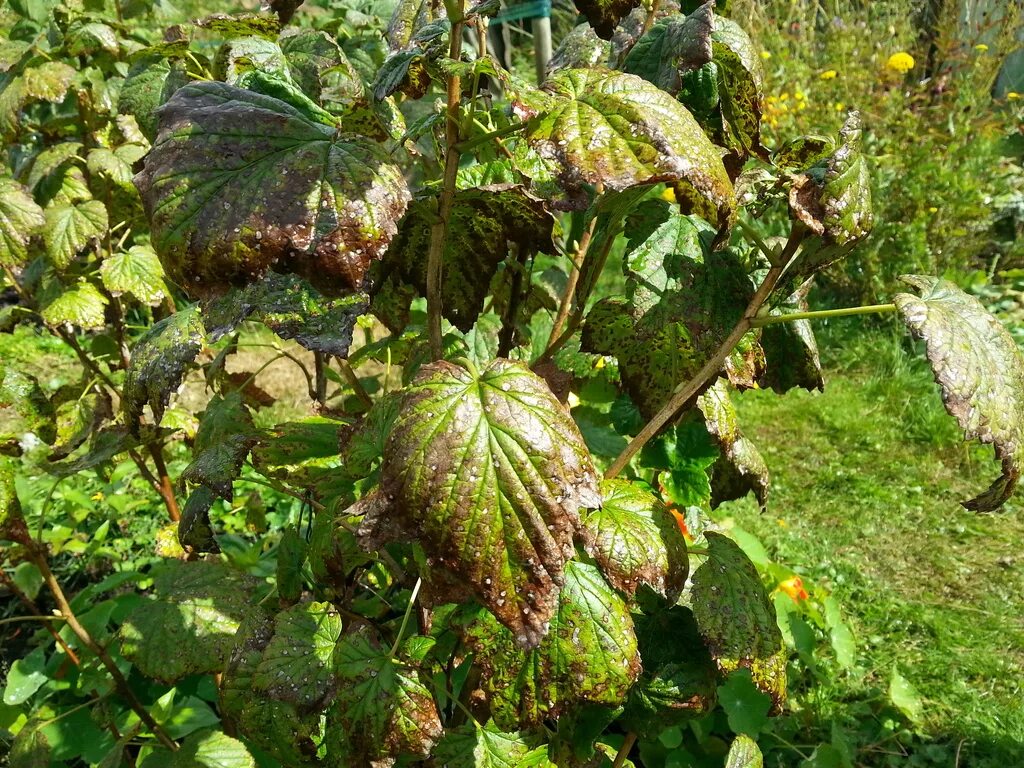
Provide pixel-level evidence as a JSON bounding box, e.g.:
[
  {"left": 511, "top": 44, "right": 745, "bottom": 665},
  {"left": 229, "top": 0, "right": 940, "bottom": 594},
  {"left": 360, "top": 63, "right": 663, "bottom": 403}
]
[
  {"left": 0, "top": 570, "right": 81, "bottom": 665},
  {"left": 337, "top": 359, "right": 374, "bottom": 409},
  {"left": 612, "top": 732, "right": 638, "bottom": 768},
  {"left": 147, "top": 444, "right": 180, "bottom": 522}
]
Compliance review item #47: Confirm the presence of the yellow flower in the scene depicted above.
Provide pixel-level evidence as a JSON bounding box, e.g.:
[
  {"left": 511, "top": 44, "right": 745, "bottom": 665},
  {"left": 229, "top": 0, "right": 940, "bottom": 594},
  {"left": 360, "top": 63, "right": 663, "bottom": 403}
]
[
  {"left": 928, "top": 206, "right": 938, "bottom": 214},
  {"left": 834, "top": 101, "right": 846, "bottom": 111},
  {"left": 779, "top": 92, "right": 790, "bottom": 101},
  {"left": 660, "top": 187, "right": 676, "bottom": 204},
  {"left": 91, "top": 491, "right": 105, "bottom": 502},
  {"left": 1008, "top": 92, "right": 1021, "bottom": 101},
  {"left": 760, "top": 50, "right": 772, "bottom": 60},
  {"left": 885, "top": 51, "right": 915, "bottom": 74},
  {"left": 795, "top": 90, "right": 805, "bottom": 100},
  {"left": 974, "top": 43, "right": 989, "bottom": 52},
  {"left": 819, "top": 69, "right": 838, "bottom": 80}
]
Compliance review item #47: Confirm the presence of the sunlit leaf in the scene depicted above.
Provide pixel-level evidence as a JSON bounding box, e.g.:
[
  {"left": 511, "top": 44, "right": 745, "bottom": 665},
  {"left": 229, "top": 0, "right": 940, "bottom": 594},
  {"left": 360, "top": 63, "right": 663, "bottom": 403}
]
[
  {"left": 433, "top": 722, "right": 555, "bottom": 767},
  {"left": 100, "top": 245, "right": 168, "bottom": 306},
  {"left": 724, "top": 734, "right": 763, "bottom": 768},
  {"left": 38, "top": 279, "right": 108, "bottom": 330},
  {"left": 0, "top": 176, "right": 45, "bottom": 268},
  {"left": 252, "top": 601, "right": 341, "bottom": 708},
  {"left": 43, "top": 200, "right": 108, "bottom": 269},
  {"left": 0, "top": 368, "right": 56, "bottom": 444},
  {"left": 622, "top": 2, "right": 713, "bottom": 94}
]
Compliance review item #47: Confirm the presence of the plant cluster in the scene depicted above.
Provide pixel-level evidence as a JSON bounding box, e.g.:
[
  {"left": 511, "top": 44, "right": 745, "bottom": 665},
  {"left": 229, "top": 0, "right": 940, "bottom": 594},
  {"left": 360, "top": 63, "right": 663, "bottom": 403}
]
[{"left": 2, "top": 0, "right": 1024, "bottom": 767}]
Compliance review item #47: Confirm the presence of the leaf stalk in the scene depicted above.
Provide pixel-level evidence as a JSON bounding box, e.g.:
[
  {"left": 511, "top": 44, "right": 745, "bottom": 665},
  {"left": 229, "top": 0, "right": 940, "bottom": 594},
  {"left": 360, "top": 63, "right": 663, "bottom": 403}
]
[{"left": 751, "top": 303, "right": 897, "bottom": 327}]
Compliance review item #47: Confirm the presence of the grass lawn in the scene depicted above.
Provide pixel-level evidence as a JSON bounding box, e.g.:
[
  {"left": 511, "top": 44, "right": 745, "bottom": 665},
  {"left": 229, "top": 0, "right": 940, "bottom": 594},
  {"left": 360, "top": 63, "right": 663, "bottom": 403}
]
[{"left": 724, "top": 318, "right": 1024, "bottom": 766}]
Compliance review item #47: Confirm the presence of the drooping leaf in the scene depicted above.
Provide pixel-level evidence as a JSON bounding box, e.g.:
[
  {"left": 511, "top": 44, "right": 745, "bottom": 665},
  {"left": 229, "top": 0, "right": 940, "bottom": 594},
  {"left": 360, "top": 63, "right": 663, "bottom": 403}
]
[
  {"left": 329, "top": 631, "right": 443, "bottom": 766},
  {"left": 432, "top": 722, "right": 555, "bottom": 767},
  {"left": 100, "top": 245, "right": 168, "bottom": 306},
  {"left": 43, "top": 200, "right": 108, "bottom": 269},
  {"left": 457, "top": 560, "right": 640, "bottom": 728},
  {"left": 135, "top": 81, "right": 410, "bottom": 299},
  {"left": 182, "top": 392, "right": 258, "bottom": 499},
  {"left": 38, "top": 279, "right": 108, "bottom": 330},
  {"left": 697, "top": 380, "right": 770, "bottom": 509},
  {"left": 515, "top": 68, "right": 733, "bottom": 229},
  {"left": 725, "top": 734, "right": 764, "bottom": 768},
  {"left": 204, "top": 273, "right": 367, "bottom": 357},
  {"left": 45, "top": 426, "right": 144, "bottom": 478},
  {"left": 366, "top": 359, "right": 600, "bottom": 647},
  {"left": 893, "top": 275, "right": 1024, "bottom": 511},
  {"left": 622, "top": 2, "right": 713, "bottom": 94},
  {"left": 620, "top": 606, "right": 718, "bottom": 737},
  {"left": 49, "top": 389, "right": 112, "bottom": 460},
  {"left": 252, "top": 601, "right": 341, "bottom": 709},
  {"left": 65, "top": 20, "right": 119, "bottom": 56},
  {"left": 710, "top": 16, "right": 765, "bottom": 158},
  {"left": 375, "top": 184, "right": 556, "bottom": 332},
  {"left": 572, "top": 0, "right": 640, "bottom": 39},
  {"left": 120, "top": 560, "right": 260, "bottom": 682},
  {"left": 758, "top": 282, "right": 824, "bottom": 394},
  {"left": 386, "top": 0, "right": 446, "bottom": 51},
  {"left": 179, "top": 486, "right": 219, "bottom": 553},
  {"left": 275, "top": 526, "right": 307, "bottom": 602},
  {"left": 0, "top": 176, "right": 45, "bottom": 267},
  {"left": 580, "top": 479, "right": 688, "bottom": 600},
  {"left": 279, "top": 29, "right": 363, "bottom": 110},
  {"left": 690, "top": 532, "right": 786, "bottom": 709},
  {"left": 122, "top": 306, "right": 206, "bottom": 427},
  {"left": 0, "top": 368, "right": 56, "bottom": 444}
]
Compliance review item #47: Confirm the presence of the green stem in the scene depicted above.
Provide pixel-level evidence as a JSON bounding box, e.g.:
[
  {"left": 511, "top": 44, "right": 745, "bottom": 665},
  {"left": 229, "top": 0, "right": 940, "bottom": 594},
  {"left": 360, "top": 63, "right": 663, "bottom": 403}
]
[
  {"left": 454, "top": 121, "right": 528, "bottom": 154},
  {"left": 751, "top": 303, "right": 897, "bottom": 327},
  {"left": 390, "top": 577, "right": 423, "bottom": 656}
]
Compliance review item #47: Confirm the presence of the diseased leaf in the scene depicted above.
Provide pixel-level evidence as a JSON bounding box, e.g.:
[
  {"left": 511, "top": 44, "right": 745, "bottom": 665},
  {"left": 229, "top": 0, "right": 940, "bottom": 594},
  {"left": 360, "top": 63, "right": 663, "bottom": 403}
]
[
  {"left": 386, "top": 0, "right": 446, "bottom": 51},
  {"left": 50, "top": 389, "right": 112, "bottom": 460},
  {"left": 457, "top": 560, "right": 640, "bottom": 728},
  {"left": 66, "top": 20, "right": 119, "bottom": 56},
  {"left": 45, "top": 426, "right": 143, "bottom": 478},
  {"left": 758, "top": 283, "right": 824, "bottom": 394},
  {"left": 0, "top": 457, "right": 31, "bottom": 546},
  {"left": 581, "top": 478, "right": 688, "bottom": 600},
  {"left": 118, "top": 51, "right": 190, "bottom": 142},
  {"left": 21, "top": 61, "right": 75, "bottom": 103},
  {"left": 100, "top": 245, "right": 168, "bottom": 306},
  {"left": 275, "top": 526, "right": 307, "bottom": 602},
  {"left": 123, "top": 306, "right": 206, "bottom": 427},
  {"left": 279, "top": 29, "right": 363, "bottom": 110},
  {"left": 214, "top": 37, "right": 290, "bottom": 85},
  {"left": 432, "top": 722, "right": 555, "bottom": 767},
  {"left": 330, "top": 631, "right": 443, "bottom": 766},
  {"left": 622, "top": 2, "right": 713, "bottom": 94},
  {"left": 711, "top": 16, "right": 765, "bottom": 158},
  {"left": 43, "top": 200, "right": 108, "bottom": 269},
  {"left": 120, "top": 560, "right": 260, "bottom": 682},
  {"left": 515, "top": 68, "right": 734, "bottom": 229},
  {"left": 253, "top": 601, "right": 341, "bottom": 709},
  {"left": 375, "top": 184, "right": 556, "bottom": 332},
  {"left": 620, "top": 606, "right": 718, "bottom": 737},
  {"left": 547, "top": 24, "right": 610, "bottom": 73},
  {"left": 366, "top": 359, "right": 600, "bottom": 647},
  {"left": 8, "top": 723, "right": 50, "bottom": 768},
  {"left": 179, "top": 486, "right": 219, "bottom": 553},
  {"left": 690, "top": 532, "right": 786, "bottom": 709},
  {"left": 0, "top": 368, "right": 56, "bottom": 444},
  {"left": 135, "top": 81, "right": 410, "bottom": 299},
  {"left": 182, "top": 393, "right": 258, "bottom": 499},
  {"left": 0, "top": 176, "right": 45, "bottom": 267},
  {"left": 573, "top": 0, "right": 640, "bottom": 39},
  {"left": 894, "top": 275, "right": 1024, "bottom": 511},
  {"left": 725, "top": 734, "right": 764, "bottom": 768},
  {"left": 697, "top": 380, "right": 769, "bottom": 509},
  {"left": 87, "top": 144, "right": 148, "bottom": 189}
]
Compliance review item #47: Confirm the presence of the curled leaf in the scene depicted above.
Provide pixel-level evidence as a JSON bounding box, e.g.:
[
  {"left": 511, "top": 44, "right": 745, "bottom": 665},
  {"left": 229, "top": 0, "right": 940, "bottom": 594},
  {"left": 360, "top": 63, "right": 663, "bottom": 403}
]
[
  {"left": 894, "top": 275, "right": 1024, "bottom": 511},
  {"left": 697, "top": 380, "right": 770, "bottom": 509}
]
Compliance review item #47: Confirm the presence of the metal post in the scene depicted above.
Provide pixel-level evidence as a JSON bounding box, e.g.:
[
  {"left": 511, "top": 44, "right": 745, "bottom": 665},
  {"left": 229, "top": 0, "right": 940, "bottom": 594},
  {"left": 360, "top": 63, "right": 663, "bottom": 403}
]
[{"left": 533, "top": 15, "right": 552, "bottom": 83}]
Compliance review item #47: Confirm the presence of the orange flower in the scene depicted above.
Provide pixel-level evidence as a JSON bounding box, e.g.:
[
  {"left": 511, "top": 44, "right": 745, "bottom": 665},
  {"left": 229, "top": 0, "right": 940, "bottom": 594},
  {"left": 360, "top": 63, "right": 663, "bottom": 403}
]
[
  {"left": 778, "top": 576, "right": 809, "bottom": 601},
  {"left": 669, "top": 508, "right": 692, "bottom": 540}
]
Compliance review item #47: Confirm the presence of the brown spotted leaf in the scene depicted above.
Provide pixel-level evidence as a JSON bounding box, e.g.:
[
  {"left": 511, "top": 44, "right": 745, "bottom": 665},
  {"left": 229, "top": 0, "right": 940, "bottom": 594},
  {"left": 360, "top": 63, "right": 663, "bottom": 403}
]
[
  {"left": 371, "top": 359, "right": 600, "bottom": 647},
  {"left": 894, "top": 275, "right": 1024, "bottom": 511},
  {"left": 515, "top": 68, "right": 734, "bottom": 230},
  {"left": 134, "top": 81, "right": 410, "bottom": 299},
  {"left": 697, "top": 380, "right": 769, "bottom": 509},
  {"left": 581, "top": 479, "right": 688, "bottom": 600}
]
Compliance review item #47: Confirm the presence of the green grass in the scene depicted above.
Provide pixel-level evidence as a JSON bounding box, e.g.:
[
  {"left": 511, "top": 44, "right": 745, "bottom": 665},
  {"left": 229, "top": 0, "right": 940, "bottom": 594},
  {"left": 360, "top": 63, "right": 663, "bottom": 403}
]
[{"left": 723, "top": 318, "right": 1024, "bottom": 766}]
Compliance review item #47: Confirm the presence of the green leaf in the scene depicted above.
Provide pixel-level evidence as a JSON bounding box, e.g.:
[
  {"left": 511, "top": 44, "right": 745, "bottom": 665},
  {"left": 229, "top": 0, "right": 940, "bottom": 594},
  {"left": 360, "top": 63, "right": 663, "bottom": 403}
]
[
  {"left": 8, "top": 723, "right": 50, "bottom": 768},
  {"left": 725, "top": 734, "right": 764, "bottom": 768},
  {"left": 21, "top": 61, "right": 75, "bottom": 103},
  {"left": 142, "top": 730, "right": 256, "bottom": 768},
  {"left": 182, "top": 393, "right": 258, "bottom": 498},
  {"left": 329, "top": 631, "right": 443, "bottom": 764},
  {"left": 100, "top": 245, "right": 168, "bottom": 306},
  {"left": 275, "top": 526, "right": 307, "bottom": 602},
  {"left": 0, "top": 458, "right": 26, "bottom": 546},
  {"left": 50, "top": 389, "right": 112, "bottom": 459},
  {"left": 622, "top": 2, "right": 713, "bottom": 94},
  {"left": 572, "top": 0, "right": 640, "bottom": 38},
  {"left": 179, "top": 486, "right": 219, "bottom": 553},
  {"left": 894, "top": 275, "right": 1024, "bottom": 511},
  {"left": 0, "top": 176, "right": 45, "bottom": 267},
  {"left": 620, "top": 606, "right": 718, "bottom": 737},
  {"left": 691, "top": 533, "right": 786, "bottom": 709},
  {"left": 253, "top": 601, "right": 341, "bottom": 708},
  {"left": 123, "top": 306, "right": 206, "bottom": 427},
  {"left": 38, "top": 279, "right": 108, "bottom": 330},
  {"left": 824, "top": 595, "right": 856, "bottom": 671},
  {"left": 580, "top": 479, "right": 688, "bottom": 600},
  {"left": 639, "top": 420, "right": 718, "bottom": 508},
  {"left": 120, "top": 560, "right": 260, "bottom": 682},
  {"left": 376, "top": 184, "right": 556, "bottom": 332},
  {"left": 204, "top": 273, "right": 367, "bottom": 357},
  {"left": 517, "top": 68, "right": 734, "bottom": 230},
  {"left": 0, "top": 368, "right": 56, "bottom": 444},
  {"left": 86, "top": 144, "right": 148, "bottom": 189},
  {"left": 43, "top": 200, "right": 108, "bottom": 269},
  {"left": 368, "top": 359, "right": 600, "bottom": 646},
  {"left": 718, "top": 670, "right": 771, "bottom": 738},
  {"left": 432, "top": 722, "right": 555, "bottom": 767},
  {"left": 118, "top": 51, "right": 190, "bottom": 142},
  {"left": 697, "top": 380, "right": 769, "bottom": 509},
  {"left": 3, "top": 646, "right": 47, "bottom": 705},
  {"left": 66, "top": 20, "right": 119, "bottom": 56},
  {"left": 135, "top": 81, "right": 410, "bottom": 299},
  {"left": 214, "top": 37, "right": 290, "bottom": 85},
  {"left": 457, "top": 560, "right": 640, "bottom": 728},
  {"left": 888, "top": 668, "right": 923, "bottom": 723}
]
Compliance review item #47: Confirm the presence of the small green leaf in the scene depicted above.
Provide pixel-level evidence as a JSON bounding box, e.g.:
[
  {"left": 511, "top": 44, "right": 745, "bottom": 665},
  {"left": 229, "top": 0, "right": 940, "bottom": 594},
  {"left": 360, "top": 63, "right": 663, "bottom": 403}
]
[
  {"left": 120, "top": 560, "right": 260, "bottom": 683},
  {"left": 135, "top": 81, "right": 410, "bottom": 299},
  {"left": 888, "top": 668, "right": 923, "bottom": 723},
  {"left": 368, "top": 359, "right": 600, "bottom": 646},
  {"left": 691, "top": 532, "right": 786, "bottom": 709},
  {"left": 718, "top": 670, "right": 772, "bottom": 738},
  {"left": 639, "top": 420, "right": 718, "bottom": 508},
  {"left": 433, "top": 722, "right": 555, "bottom": 767},
  {"left": 581, "top": 478, "right": 688, "bottom": 600},
  {"left": 142, "top": 729, "right": 256, "bottom": 768},
  {"left": 100, "top": 245, "right": 168, "bottom": 306},
  {"left": 66, "top": 20, "right": 119, "bottom": 56},
  {"left": 517, "top": 68, "right": 734, "bottom": 230},
  {"left": 253, "top": 601, "right": 341, "bottom": 708},
  {"left": 86, "top": 144, "right": 148, "bottom": 189},
  {"left": 8, "top": 723, "right": 50, "bottom": 768},
  {"left": 38, "top": 279, "right": 108, "bottom": 330},
  {"left": 43, "top": 200, "right": 108, "bottom": 269},
  {"left": 824, "top": 596, "right": 856, "bottom": 671},
  {"left": 894, "top": 275, "right": 1024, "bottom": 511},
  {"left": 0, "top": 176, "right": 45, "bottom": 268},
  {"left": 275, "top": 526, "right": 307, "bottom": 602},
  {"left": 725, "top": 734, "right": 764, "bottom": 768},
  {"left": 123, "top": 306, "right": 206, "bottom": 427},
  {"left": 330, "top": 631, "right": 443, "bottom": 764},
  {"left": 3, "top": 646, "right": 47, "bottom": 705}
]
